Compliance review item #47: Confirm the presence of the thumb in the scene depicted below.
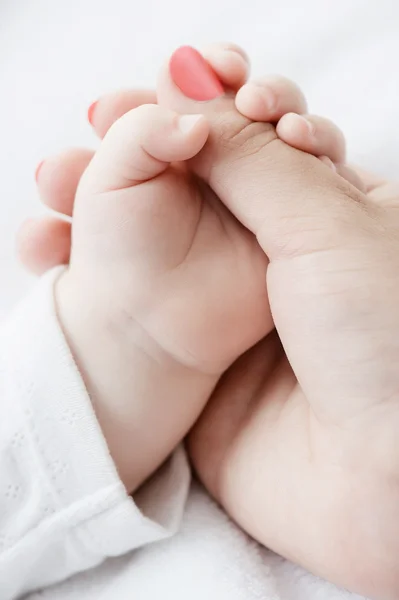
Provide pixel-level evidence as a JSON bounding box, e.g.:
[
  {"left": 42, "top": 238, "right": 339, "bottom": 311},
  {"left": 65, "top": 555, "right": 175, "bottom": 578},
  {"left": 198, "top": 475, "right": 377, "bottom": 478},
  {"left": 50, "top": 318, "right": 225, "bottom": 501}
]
[
  {"left": 158, "top": 47, "right": 370, "bottom": 262},
  {"left": 204, "top": 141, "right": 371, "bottom": 262}
]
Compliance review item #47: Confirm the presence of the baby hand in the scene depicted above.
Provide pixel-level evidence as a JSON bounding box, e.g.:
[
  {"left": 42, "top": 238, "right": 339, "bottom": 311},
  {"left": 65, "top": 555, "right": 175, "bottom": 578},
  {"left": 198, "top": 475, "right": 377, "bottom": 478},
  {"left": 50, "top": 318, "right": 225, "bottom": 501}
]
[{"left": 19, "top": 45, "right": 356, "bottom": 497}]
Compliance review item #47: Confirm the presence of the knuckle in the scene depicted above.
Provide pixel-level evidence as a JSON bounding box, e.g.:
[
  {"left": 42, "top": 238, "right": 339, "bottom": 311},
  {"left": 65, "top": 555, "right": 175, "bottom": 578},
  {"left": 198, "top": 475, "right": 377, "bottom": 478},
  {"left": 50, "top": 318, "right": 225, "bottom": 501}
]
[
  {"left": 108, "top": 103, "right": 167, "bottom": 144},
  {"left": 260, "top": 184, "right": 380, "bottom": 261},
  {"left": 129, "top": 102, "right": 160, "bottom": 122},
  {"left": 213, "top": 111, "right": 278, "bottom": 160}
]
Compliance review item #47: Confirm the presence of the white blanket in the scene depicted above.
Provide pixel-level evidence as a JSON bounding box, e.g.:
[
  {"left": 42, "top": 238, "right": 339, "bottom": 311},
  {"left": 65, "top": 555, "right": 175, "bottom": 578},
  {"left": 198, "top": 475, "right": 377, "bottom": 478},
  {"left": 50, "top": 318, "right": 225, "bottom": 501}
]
[
  {"left": 0, "top": 0, "right": 398, "bottom": 320},
  {"left": 0, "top": 1, "right": 398, "bottom": 597}
]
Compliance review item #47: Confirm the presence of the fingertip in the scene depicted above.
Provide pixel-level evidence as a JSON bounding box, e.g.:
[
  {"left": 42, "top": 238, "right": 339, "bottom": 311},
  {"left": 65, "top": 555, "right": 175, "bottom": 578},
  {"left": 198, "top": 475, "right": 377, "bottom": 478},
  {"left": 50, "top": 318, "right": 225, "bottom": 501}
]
[
  {"left": 278, "top": 113, "right": 346, "bottom": 164},
  {"left": 236, "top": 77, "right": 308, "bottom": 123},
  {"left": 276, "top": 112, "right": 313, "bottom": 142},
  {"left": 205, "top": 42, "right": 249, "bottom": 64},
  {"left": 35, "top": 148, "right": 94, "bottom": 216},
  {"left": 235, "top": 82, "right": 276, "bottom": 121},
  {"left": 202, "top": 43, "right": 249, "bottom": 90},
  {"left": 87, "top": 100, "right": 98, "bottom": 126},
  {"left": 89, "top": 90, "right": 157, "bottom": 139},
  {"left": 17, "top": 218, "right": 71, "bottom": 275},
  {"left": 35, "top": 160, "right": 44, "bottom": 183},
  {"left": 85, "top": 104, "right": 210, "bottom": 192}
]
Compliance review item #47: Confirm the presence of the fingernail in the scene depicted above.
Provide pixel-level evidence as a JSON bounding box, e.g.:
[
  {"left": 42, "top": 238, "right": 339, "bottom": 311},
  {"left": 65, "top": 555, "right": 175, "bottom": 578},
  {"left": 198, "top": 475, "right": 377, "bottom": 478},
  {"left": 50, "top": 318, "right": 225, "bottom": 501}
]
[
  {"left": 169, "top": 46, "right": 224, "bottom": 101},
  {"left": 178, "top": 114, "right": 204, "bottom": 133},
  {"left": 87, "top": 101, "right": 98, "bottom": 126},
  {"left": 301, "top": 115, "right": 315, "bottom": 137},
  {"left": 250, "top": 82, "right": 276, "bottom": 112},
  {"left": 35, "top": 160, "right": 44, "bottom": 182}
]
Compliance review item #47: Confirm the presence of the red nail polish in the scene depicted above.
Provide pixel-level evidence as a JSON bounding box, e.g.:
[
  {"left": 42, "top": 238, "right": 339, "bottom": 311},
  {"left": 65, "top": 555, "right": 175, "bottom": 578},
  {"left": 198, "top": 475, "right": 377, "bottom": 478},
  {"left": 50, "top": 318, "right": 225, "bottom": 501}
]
[
  {"left": 87, "top": 101, "right": 98, "bottom": 126},
  {"left": 35, "top": 160, "right": 44, "bottom": 182},
  {"left": 169, "top": 46, "right": 224, "bottom": 101}
]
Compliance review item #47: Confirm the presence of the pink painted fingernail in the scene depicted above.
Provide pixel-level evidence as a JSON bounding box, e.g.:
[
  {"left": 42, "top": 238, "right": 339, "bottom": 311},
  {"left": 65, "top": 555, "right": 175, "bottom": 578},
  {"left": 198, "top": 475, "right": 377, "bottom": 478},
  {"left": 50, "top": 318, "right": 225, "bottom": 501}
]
[
  {"left": 35, "top": 160, "right": 44, "bottom": 182},
  {"left": 169, "top": 46, "right": 224, "bottom": 101},
  {"left": 87, "top": 101, "right": 98, "bottom": 126}
]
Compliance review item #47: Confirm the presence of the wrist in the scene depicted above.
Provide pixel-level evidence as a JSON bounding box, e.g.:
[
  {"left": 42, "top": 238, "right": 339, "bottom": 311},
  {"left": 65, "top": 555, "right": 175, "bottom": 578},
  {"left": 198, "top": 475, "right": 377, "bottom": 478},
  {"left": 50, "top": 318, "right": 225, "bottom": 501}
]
[{"left": 55, "top": 270, "right": 219, "bottom": 492}]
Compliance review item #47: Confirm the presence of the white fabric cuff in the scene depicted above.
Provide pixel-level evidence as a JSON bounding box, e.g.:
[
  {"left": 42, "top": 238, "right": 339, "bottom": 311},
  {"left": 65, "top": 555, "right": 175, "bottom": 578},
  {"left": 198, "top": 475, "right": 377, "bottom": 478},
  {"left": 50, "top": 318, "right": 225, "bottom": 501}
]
[{"left": 0, "top": 268, "right": 190, "bottom": 561}]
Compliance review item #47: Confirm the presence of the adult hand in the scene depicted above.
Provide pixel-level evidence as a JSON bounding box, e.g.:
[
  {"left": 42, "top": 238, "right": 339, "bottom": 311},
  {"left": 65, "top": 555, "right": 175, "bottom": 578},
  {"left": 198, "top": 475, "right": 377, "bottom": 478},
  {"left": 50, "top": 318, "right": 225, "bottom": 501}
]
[{"left": 189, "top": 169, "right": 399, "bottom": 600}]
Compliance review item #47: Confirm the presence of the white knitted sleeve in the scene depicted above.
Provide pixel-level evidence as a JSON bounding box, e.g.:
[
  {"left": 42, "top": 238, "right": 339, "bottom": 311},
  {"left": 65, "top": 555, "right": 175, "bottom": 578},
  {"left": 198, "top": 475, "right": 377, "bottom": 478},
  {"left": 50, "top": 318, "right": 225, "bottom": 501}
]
[{"left": 0, "top": 269, "right": 190, "bottom": 599}]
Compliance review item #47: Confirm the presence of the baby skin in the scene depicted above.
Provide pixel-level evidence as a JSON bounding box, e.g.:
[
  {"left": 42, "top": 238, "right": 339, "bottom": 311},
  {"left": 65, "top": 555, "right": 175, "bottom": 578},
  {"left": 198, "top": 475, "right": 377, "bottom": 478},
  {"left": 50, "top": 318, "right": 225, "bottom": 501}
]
[
  {"left": 20, "top": 44, "right": 399, "bottom": 600},
  {"left": 23, "top": 44, "right": 351, "bottom": 493}
]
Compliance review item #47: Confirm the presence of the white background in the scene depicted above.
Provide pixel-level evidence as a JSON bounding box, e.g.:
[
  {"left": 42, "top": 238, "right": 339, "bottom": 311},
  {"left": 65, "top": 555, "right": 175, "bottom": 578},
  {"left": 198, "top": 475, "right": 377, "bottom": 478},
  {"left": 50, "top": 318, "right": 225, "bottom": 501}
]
[{"left": 0, "top": 0, "right": 398, "bottom": 318}]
